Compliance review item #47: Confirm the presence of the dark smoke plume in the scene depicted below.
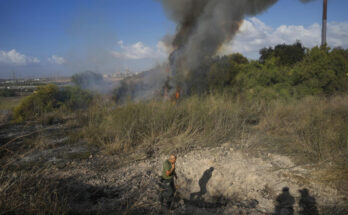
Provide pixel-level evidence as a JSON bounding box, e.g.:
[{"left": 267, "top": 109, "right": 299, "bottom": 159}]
[
  {"left": 159, "top": 0, "right": 277, "bottom": 83},
  {"left": 158, "top": 0, "right": 317, "bottom": 90}
]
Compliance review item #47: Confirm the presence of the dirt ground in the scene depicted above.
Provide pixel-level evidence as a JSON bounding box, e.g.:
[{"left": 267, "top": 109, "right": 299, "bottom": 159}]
[{"left": 1, "top": 123, "right": 347, "bottom": 215}]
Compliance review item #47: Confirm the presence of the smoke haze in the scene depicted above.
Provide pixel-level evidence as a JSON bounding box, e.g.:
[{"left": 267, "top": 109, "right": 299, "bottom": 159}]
[{"left": 158, "top": 0, "right": 319, "bottom": 87}]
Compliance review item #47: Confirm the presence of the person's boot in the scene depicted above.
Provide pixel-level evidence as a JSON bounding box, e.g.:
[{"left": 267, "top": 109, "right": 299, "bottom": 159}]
[
  {"left": 159, "top": 194, "right": 163, "bottom": 204},
  {"left": 161, "top": 198, "right": 168, "bottom": 208},
  {"left": 166, "top": 201, "right": 172, "bottom": 209},
  {"left": 168, "top": 198, "right": 176, "bottom": 210}
]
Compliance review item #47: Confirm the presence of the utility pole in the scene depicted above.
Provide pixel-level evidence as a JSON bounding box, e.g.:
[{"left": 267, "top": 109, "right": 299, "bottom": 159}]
[{"left": 321, "top": 0, "right": 328, "bottom": 46}]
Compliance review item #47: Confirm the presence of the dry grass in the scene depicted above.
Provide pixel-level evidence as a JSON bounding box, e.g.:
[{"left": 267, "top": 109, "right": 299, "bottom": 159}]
[
  {"left": 259, "top": 95, "right": 348, "bottom": 163},
  {"left": 0, "top": 128, "right": 69, "bottom": 214},
  {"left": 0, "top": 169, "right": 68, "bottom": 214},
  {"left": 78, "top": 95, "right": 348, "bottom": 163},
  {"left": 80, "top": 95, "right": 249, "bottom": 155},
  {"left": 255, "top": 95, "right": 348, "bottom": 192}
]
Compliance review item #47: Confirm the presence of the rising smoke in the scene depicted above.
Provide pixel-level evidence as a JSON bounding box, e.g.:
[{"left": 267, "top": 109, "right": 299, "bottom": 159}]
[
  {"left": 159, "top": 0, "right": 277, "bottom": 80},
  {"left": 157, "top": 0, "right": 317, "bottom": 90},
  {"left": 116, "top": 0, "right": 317, "bottom": 100}
]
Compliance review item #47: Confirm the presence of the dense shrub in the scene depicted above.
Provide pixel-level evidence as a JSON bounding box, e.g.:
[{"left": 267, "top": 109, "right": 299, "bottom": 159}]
[
  {"left": 13, "top": 84, "right": 93, "bottom": 121},
  {"left": 230, "top": 45, "right": 348, "bottom": 100},
  {"left": 208, "top": 53, "right": 248, "bottom": 93},
  {"left": 13, "top": 84, "right": 60, "bottom": 121},
  {"left": 290, "top": 46, "right": 348, "bottom": 96},
  {"left": 58, "top": 86, "right": 93, "bottom": 110}
]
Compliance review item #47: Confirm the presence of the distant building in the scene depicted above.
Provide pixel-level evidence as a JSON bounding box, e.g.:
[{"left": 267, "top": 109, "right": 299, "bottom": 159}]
[{"left": 102, "top": 70, "right": 137, "bottom": 79}]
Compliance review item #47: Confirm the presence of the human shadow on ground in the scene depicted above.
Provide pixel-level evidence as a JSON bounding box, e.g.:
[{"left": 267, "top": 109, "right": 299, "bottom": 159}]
[
  {"left": 190, "top": 167, "right": 214, "bottom": 201},
  {"left": 274, "top": 187, "right": 295, "bottom": 215},
  {"left": 298, "top": 188, "right": 319, "bottom": 215},
  {"left": 177, "top": 167, "right": 226, "bottom": 209},
  {"left": 179, "top": 167, "right": 259, "bottom": 210},
  {"left": 274, "top": 187, "right": 319, "bottom": 215}
]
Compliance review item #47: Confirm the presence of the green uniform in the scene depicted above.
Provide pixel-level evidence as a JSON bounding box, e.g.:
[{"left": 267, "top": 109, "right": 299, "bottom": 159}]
[
  {"left": 162, "top": 159, "right": 175, "bottom": 180},
  {"left": 159, "top": 159, "right": 176, "bottom": 208}
]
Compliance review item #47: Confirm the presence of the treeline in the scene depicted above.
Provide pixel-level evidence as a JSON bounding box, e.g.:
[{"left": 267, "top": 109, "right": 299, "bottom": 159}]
[{"left": 184, "top": 42, "right": 348, "bottom": 100}]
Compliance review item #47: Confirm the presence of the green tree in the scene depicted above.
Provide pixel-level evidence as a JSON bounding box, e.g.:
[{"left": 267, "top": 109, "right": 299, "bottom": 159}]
[
  {"left": 259, "top": 41, "right": 306, "bottom": 66},
  {"left": 207, "top": 53, "right": 248, "bottom": 93},
  {"left": 291, "top": 46, "right": 348, "bottom": 96}
]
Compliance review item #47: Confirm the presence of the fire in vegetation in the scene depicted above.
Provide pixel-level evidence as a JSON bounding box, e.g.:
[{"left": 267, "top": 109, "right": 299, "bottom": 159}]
[
  {"left": 158, "top": 0, "right": 315, "bottom": 95},
  {"left": 112, "top": 0, "right": 323, "bottom": 102}
]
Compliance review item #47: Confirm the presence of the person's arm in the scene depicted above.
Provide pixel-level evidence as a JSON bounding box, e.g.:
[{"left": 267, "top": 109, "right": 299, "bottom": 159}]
[{"left": 166, "top": 163, "right": 175, "bottom": 176}]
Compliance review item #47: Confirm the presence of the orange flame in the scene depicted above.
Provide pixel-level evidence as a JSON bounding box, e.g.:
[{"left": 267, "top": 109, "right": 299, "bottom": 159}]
[
  {"left": 175, "top": 90, "right": 180, "bottom": 100},
  {"left": 172, "top": 87, "right": 180, "bottom": 104}
]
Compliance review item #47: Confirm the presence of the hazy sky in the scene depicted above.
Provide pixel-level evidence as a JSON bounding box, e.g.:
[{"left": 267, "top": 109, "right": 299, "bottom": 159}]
[{"left": 0, "top": 0, "right": 347, "bottom": 78}]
